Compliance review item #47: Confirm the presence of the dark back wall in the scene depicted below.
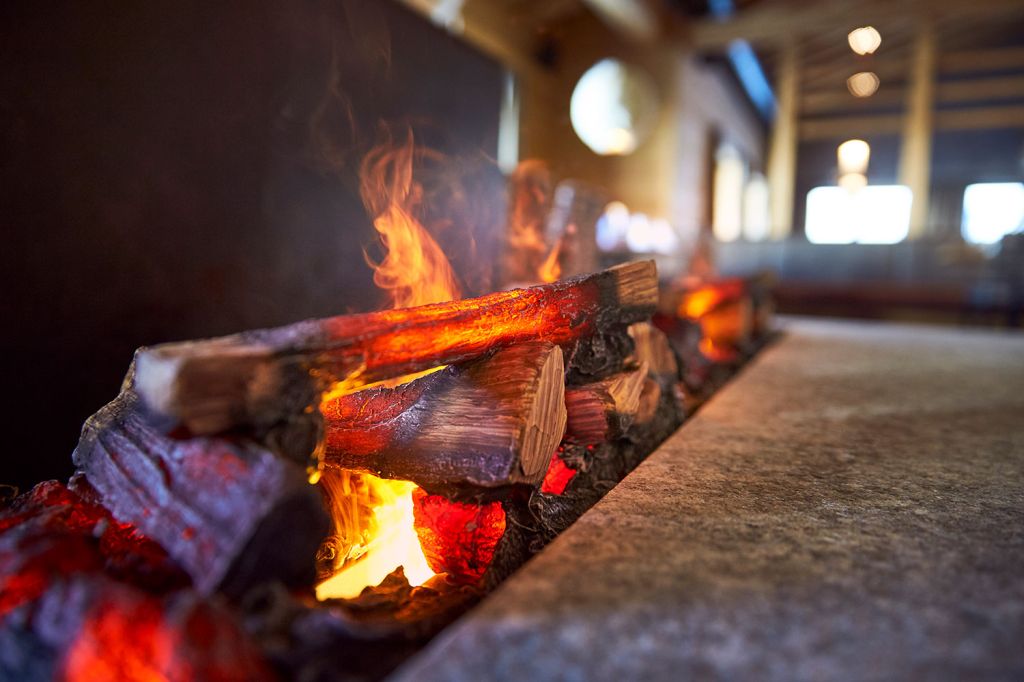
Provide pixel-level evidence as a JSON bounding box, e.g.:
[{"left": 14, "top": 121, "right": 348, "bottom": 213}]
[{"left": 1, "top": 0, "right": 504, "bottom": 489}]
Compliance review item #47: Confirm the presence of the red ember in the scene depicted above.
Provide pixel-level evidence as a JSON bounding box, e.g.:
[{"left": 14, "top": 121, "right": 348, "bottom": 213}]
[
  {"left": 541, "top": 451, "right": 577, "bottom": 495},
  {"left": 411, "top": 488, "right": 505, "bottom": 584}
]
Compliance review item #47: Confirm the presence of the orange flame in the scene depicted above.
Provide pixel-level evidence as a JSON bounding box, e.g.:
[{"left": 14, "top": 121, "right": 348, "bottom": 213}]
[
  {"left": 360, "top": 131, "right": 461, "bottom": 309},
  {"left": 505, "top": 159, "right": 564, "bottom": 284},
  {"left": 678, "top": 279, "right": 745, "bottom": 320},
  {"left": 537, "top": 237, "right": 563, "bottom": 284},
  {"left": 316, "top": 131, "right": 470, "bottom": 599}
]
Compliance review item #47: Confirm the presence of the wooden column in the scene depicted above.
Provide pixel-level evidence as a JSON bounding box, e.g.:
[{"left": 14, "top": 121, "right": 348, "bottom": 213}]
[
  {"left": 899, "top": 24, "right": 936, "bottom": 239},
  {"left": 767, "top": 41, "right": 799, "bottom": 239}
]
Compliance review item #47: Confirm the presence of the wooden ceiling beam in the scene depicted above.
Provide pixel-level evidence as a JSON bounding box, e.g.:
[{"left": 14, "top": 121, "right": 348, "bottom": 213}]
[
  {"left": 800, "top": 90, "right": 904, "bottom": 115},
  {"left": 800, "top": 102, "right": 1024, "bottom": 140},
  {"left": 939, "top": 46, "right": 1024, "bottom": 75},
  {"left": 937, "top": 75, "right": 1024, "bottom": 104},
  {"left": 689, "top": 0, "right": 1024, "bottom": 49},
  {"left": 935, "top": 104, "right": 1024, "bottom": 131},
  {"left": 799, "top": 113, "right": 904, "bottom": 140}
]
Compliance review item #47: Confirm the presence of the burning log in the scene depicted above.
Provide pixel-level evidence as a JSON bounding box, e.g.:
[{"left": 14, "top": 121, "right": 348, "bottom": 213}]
[
  {"left": 72, "top": 381, "right": 329, "bottom": 596},
  {"left": 133, "top": 260, "right": 656, "bottom": 440},
  {"left": 0, "top": 481, "right": 188, "bottom": 621},
  {"left": 0, "top": 483, "right": 270, "bottom": 680},
  {"left": 564, "top": 364, "right": 647, "bottom": 443},
  {"left": 0, "top": 575, "right": 272, "bottom": 682},
  {"left": 322, "top": 342, "right": 567, "bottom": 497}
]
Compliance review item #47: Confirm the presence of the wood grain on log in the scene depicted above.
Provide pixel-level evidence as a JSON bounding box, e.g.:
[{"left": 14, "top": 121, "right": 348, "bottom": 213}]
[
  {"left": 564, "top": 363, "right": 647, "bottom": 443},
  {"left": 634, "top": 377, "right": 662, "bottom": 426},
  {"left": 133, "top": 261, "right": 656, "bottom": 439},
  {"left": 322, "top": 342, "right": 566, "bottom": 497},
  {"left": 72, "top": 379, "right": 329, "bottom": 596},
  {"left": 627, "top": 322, "right": 679, "bottom": 379}
]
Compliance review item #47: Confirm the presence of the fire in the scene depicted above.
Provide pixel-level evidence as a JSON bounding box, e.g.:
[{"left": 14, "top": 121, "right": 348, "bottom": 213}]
[
  {"left": 360, "top": 130, "right": 461, "bottom": 309},
  {"left": 315, "top": 471, "right": 434, "bottom": 600},
  {"left": 678, "top": 278, "right": 745, "bottom": 320},
  {"left": 505, "top": 159, "right": 563, "bottom": 284},
  {"left": 316, "top": 131, "right": 466, "bottom": 599},
  {"left": 677, "top": 279, "right": 751, "bottom": 361},
  {"left": 537, "top": 237, "right": 563, "bottom": 284}
]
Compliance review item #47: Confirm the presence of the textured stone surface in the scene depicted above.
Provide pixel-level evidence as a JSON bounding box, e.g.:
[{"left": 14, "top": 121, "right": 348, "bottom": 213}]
[{"left": 393, "top": 318, "right": 1024, "bottom": 682}]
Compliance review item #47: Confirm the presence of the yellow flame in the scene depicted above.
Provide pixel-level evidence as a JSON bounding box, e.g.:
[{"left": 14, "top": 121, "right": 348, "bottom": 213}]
[{"left": 315, "top": 471, "right": 434, "bottom": 600}]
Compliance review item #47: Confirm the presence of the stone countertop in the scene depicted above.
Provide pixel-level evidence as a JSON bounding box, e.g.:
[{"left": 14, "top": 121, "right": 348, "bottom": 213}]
[{"left": 392, "top": 318, "right": 1024, "bottom": 682}]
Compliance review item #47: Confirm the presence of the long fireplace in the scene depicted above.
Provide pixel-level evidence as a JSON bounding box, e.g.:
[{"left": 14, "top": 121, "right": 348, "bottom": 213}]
[{"left": 0, "top": 244, "right": 773, "bottom": 679}]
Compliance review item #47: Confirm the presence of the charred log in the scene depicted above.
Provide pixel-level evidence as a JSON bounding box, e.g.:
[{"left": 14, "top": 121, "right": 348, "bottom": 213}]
[
  {"left": 72, "top": 383, "right": 329, "bottom": 596},
  {"left": 322, "top": 342, "right": 567, "bottom": 498}
]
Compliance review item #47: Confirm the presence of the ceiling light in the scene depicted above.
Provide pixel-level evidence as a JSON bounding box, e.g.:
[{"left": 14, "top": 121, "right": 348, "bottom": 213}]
[
  {"left": 847, "top": 71, "right": 880, "bottom": 97},
  {"left": 848, "top": 26, "right": 882, "bottom": 55},
  {"left": 838, "top": 139, "right": 871, "bottom": 176}
]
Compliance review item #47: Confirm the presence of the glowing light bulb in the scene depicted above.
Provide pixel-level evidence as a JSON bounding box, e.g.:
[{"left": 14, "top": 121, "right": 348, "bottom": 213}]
[
  {"left": 848, "top": 26, "right": 881, "bottom": 55},
  {"left": 837, "top": 139, "right": 871, "bottom": 176},
  {"left": 847, "top": 71, "right": 880, "bottom": 98}
]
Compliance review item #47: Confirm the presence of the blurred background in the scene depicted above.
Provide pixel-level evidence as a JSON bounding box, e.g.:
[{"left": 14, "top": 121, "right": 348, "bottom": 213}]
[{"left": 3, "top": 0, "right": 1023, "bottom": 487}]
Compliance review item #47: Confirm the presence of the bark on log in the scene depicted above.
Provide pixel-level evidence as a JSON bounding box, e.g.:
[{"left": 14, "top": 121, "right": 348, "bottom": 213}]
[
  {"left": 72, "top": 377, "right": 329, "bottom": 596},
  {"left": 133, "top": 261, "right": 656, "bottom": 439},
  {"left": 563, "top": 363, "right": 647, "bottom": 443},
  {"left": 322, "top": 342, "right": 566, "bottom": 497}
]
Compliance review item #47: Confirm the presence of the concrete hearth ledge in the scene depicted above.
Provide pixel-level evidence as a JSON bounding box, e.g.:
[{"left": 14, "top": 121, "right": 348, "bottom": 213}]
[{"left": 392, "top": 318, "right": 1024, "bottom": 681}]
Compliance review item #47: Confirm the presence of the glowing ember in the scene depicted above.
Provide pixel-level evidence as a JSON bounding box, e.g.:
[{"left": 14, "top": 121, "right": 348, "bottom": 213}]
[
  {"left": 540, "top": 449, "right": 577, "bottom": 495},
  {"left": 0, "top": 482, "right": 186, "bottom": 619},
  {"left": 411, "top": 488, "right": 505, "bottom": 585},
  {"left": 61, "top": 589, "right": 270, "bottom": 682},
  {"left": 63, "top": 597, "right": 178, "bottom": 682}
]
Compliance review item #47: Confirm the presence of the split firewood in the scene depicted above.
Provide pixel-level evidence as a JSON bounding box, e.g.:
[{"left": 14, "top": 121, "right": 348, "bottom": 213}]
[
  {"left": 322, "top": 342, "right": 566, "bottom": 497},
  {"left": 133, "top": 260, "right": 656, "bottom": 440},
  {"left": 627, "top": 322, "right": 679, "bottom": 379},
  {"left": 72, "top": 373, "right": 330, "bottom": 596},
  {"left": 563, "top": 363, "right": 647, "bottom": 443},
  {"left": 634, "top": 377, "right": 663, "bottom": 426}
]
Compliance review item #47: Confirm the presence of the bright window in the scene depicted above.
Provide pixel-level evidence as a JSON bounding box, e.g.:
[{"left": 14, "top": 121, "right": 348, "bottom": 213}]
[
  {"left": 712, "top": 144, "right": 746, "bottom": 242},
  {"left": 805, "top": 185, "right": 913, "bottom": 244},
  {"left": 961, "top": 182, "right": 1024, "bottom": 245}
]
